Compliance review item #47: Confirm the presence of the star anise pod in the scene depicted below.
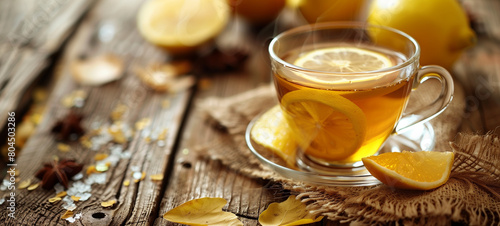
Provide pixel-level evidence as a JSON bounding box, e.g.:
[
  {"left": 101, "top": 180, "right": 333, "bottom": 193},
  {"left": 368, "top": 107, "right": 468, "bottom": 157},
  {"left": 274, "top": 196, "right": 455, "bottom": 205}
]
[
  {"left": 195, "top": 47, "right": 249, "bottom": 74},
  {"left": 35, "top": 159, "right": 84, "bottom": 190},
  {"left": 52, "top": 110, "right": 85, "bottom": 141}
]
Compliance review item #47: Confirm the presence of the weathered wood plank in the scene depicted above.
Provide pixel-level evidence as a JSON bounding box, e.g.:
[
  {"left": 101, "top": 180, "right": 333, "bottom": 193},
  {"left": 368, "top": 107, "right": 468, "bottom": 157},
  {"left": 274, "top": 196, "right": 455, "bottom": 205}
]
[
  {"left": 154, "top": 71, "right": 288, "bottom": 225},
  {"left": 455, "top": 38, "right": 500, "bottom": 134},
  {"left": 0, "top": 0, "right": 193, "bottom": 225},
  {"left": 0, "top": 0, "right": 96, "bottom": 131}
]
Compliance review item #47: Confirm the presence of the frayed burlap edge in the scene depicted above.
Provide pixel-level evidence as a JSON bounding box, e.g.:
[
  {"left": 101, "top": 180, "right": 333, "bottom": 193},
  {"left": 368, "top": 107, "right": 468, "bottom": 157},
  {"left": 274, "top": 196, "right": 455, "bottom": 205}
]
[{"left": 195, "top": 83, "right": 500, "bottom": 225}]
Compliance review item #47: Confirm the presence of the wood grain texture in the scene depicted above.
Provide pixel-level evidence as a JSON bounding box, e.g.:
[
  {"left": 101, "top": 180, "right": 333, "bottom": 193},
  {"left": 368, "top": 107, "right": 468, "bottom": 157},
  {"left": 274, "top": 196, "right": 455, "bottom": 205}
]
[
  {"left": 0, "top": 0, "right": 191, "bottom": 225},
  {"left": 0, "top": 0, "right": 96, "bottom": 132},
  {"left": 0, "top": 0, "right": 498, "bottom": 225}
]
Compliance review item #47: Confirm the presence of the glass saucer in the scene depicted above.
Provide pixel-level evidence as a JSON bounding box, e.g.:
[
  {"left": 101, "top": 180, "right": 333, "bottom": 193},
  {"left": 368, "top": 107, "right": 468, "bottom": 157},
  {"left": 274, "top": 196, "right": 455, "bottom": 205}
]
[{"left": 245, "top": 109, "right": 436, "bottom": 186}]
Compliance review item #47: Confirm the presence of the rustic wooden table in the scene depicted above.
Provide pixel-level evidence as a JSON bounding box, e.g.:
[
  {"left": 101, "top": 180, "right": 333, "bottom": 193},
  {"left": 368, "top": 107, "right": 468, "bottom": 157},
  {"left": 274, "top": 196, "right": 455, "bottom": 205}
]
[{"left": 0, "top": 0, "right": 498, "bottom": 225}]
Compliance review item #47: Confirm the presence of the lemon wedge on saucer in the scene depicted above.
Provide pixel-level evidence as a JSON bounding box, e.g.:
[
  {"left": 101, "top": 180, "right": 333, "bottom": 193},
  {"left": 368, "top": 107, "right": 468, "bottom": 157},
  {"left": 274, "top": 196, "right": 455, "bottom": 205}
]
[{"left": 251, "top": 105, "right": 297, "bottom": 167}]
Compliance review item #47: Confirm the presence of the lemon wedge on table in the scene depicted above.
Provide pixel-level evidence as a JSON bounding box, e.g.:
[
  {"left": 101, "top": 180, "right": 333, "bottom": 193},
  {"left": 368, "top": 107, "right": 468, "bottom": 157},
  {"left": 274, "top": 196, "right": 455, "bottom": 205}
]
[
  {"left": 250, "top": 105, "right": 297, "bottom": 167},
  {"left": 137, "top": 0, "right": 230, "bottom": 54},
  {"left": 281, "top": 89, "right": 367, "bottom": 162},
  {"left": 362, "top": 151, "right": 455, "bottom": 190}
]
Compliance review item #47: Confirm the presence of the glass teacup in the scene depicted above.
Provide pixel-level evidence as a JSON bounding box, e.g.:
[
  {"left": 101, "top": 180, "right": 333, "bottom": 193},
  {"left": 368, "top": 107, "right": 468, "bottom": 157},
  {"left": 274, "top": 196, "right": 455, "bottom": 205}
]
[{"left": 268, "top": 22, "right": 453, "bottom": 168}]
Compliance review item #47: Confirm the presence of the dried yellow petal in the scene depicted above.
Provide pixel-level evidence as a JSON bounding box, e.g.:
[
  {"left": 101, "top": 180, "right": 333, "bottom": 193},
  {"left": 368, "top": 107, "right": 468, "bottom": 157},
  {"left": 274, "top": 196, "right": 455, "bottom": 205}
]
[
  {"left": 111, "top": 104, "right": 128, "bottom": 121},
  {"left": 71, "top": 196, "right": 81, "bottom": 202},
  {"left": 80, "top": 135, "right": 93, "bottom": 148},
  {"left": 27, "top": 183, "right": 39, "bottom": 191},
  {"left": 57, "top": 143, "right": 71, "bottom": 152},
  {"left": 123, "top": 180, "right": 130, "bottom": 186},
  {"left": 134, "top": 172, "right": 146, "bottom": 183},
  {"left": 18, "top": 179, "right": 32, "bottom": 189},
  {"left": 94, "top": 153, "right": 109, "bottom": 161},
  {"left": 87, "top": 165, "right": 97, "bottom": 175},
  {"left": 258, "top": 195, "right": 323, "bottom": 226},
  {"left": 135, "top": 118, "right": 151, "bottom": 130},
  {"left": 61, "top": 210, "right": 74, "bottom": 219},
  {"left": 108, "top": 128, "right": 127, "bottom": 144},
  {"left": 161, "top": 99, "right": 170, "bottom": 109},
  {"left": 56, "top": 191, "right": 67, "bottom": 197},
  {"left": 101, "top": 200, "right": 117, "bottom": 208},
  {"left": 158, "top": 129, "right": 168, "bottom": 141},
  {"left": 49, "top": 197, "right": 62, "bottom": 203},
  {"left": 150, "top": 174, "right": 164, "bottom": 181},
  {"left": 61, "top": 90, "right": 88, "bottom": 108},
  {"left": 163, "top": 197, "right": 242, "bottom": 225}
]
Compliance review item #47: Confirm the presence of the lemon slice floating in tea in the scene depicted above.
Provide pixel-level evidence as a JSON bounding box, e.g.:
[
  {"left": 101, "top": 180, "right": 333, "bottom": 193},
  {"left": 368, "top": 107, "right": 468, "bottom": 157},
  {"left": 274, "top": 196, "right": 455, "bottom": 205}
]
[
  {"left": 251, "top": 105, "right": 297, "bottom": 167},
  {"left": 362, "top": 151, "right": 454, "bottom": 190},
  {"left": 137, "top": 0, "right": 230, "bottom": 54},
  {"left": 294, "top": 46, "right": 393, "bottom": 72},
  {"left": 281, "top": 89, "right": 366, "bottom": 161},
  {"left": 293, "top": 46, "right": 395, "bottom": 86}
]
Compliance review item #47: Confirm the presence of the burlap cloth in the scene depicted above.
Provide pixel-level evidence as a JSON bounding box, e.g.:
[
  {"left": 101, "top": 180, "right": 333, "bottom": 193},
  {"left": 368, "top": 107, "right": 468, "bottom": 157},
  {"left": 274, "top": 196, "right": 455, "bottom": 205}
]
[{"left": 195, "top": 82, "right": 500, "bottom": 225}]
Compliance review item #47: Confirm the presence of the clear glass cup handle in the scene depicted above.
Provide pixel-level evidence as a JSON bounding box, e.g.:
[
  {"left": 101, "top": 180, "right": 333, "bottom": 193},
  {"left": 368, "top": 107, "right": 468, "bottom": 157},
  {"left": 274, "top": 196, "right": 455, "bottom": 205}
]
[{"left": 395, "top": 65, "right": 454, "bottom": 133}]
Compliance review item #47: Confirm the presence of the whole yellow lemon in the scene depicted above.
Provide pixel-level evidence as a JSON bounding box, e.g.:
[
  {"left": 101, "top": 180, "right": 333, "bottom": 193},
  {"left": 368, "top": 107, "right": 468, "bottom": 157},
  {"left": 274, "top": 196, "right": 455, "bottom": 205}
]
[
  {"left": 367, "top": 0, "right": 476, "bottom": 69},
  {"left": 298, "top": 0, "right": 368, "bottom": 23}
]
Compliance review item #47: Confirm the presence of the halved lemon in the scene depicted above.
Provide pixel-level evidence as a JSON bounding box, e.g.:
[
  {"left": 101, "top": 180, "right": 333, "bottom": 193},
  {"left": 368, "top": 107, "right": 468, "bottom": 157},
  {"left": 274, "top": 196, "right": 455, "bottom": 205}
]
[
  {"left": 281, "top": 89, "right": 366, "bottom": 161},
  {"left": 362, "top": 151, "right": 455, "bottom": 190},
  {"left": 251, "top": 105, "right": 297, "bottom": 167},
  {"left": 137, "top": 0, "right": 230, "bottom": 54}
]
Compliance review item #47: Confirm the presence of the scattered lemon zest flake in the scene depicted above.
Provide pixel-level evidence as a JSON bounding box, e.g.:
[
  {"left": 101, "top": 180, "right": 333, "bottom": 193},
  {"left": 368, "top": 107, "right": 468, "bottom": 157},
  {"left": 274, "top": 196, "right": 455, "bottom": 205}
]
[
  {"left": 57, "top": 143, "right": 71, "bottom": 152},
  {"left": 134, "top": 172, "right": 146, "bottom": 183},
  {"left": 101, "top": 199, "right": 117, "bottom": 208},
  {"left": 56, "top": 191, "right": 68, "bottom": 197},
  {"left": 61, "top": 210, "right": 74, "bottom": 219},
  {"left": 150, "top": 174, "right": 164, "bottom": 181},
  {"left": 111, "top": 104, "right": 128, "bottom": 121},
  {"left": 94, "top": 153, "right": 109, "bottom": 161},
  {"left": 32, "top": 113, "right": 43, "bottom": 125},
  {"left": 80, "top": 135, "right": 93, "bottom": 148},
  {"left": 123, "top": 180, "right": 130, "bottom": 186},
  {"left": 135, "top": 118, "right": 152, "bottom": 130},
  {"left": 61, "top": 90, "right": 88, "bottom": 108},
  {"left": 49, "top": 197, "right": 62, "bottom": 203},
  {"left": 87, "top": 165, "right": 97, "bottom": 175},
  {"left": 71, "top": 196, "right": 81, "bottom": 202},
  {"left": 161, "top": 99, "right": 170, "bottom": 108},
  {"left": 158, "top": 129, "right": 168, "bottom": 140}
]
